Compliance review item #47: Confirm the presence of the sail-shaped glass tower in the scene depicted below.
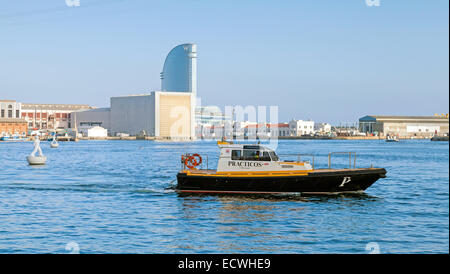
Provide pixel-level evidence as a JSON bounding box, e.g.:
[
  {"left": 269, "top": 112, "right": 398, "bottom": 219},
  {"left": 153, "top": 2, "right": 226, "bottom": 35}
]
[{"left": 160, "top": 43, "right": 197, "bottom": 95}]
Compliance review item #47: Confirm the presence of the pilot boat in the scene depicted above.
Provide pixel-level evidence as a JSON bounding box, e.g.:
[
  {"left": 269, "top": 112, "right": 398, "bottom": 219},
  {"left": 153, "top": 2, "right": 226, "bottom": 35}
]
[{"left": 176, "top": 141, "right": 387, "bottom": 194}]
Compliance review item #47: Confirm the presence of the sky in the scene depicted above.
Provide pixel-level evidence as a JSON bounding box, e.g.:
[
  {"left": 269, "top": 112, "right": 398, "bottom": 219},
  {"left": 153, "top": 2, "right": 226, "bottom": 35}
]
[{"left": 0, "top": 0, "right": 448, "bottom": 124}]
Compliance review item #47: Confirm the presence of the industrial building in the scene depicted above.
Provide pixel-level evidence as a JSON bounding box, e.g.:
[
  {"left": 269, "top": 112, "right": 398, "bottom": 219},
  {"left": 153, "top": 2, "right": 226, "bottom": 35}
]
[
  {"left": 72, "top": 43, "right": 197, "bottom": 140},
  {"left": 21, "top": 103, "right": 92, "bottom": 130},
  {"left": 359, "top": 115, "right": 449, "bottom": 137},
  {"left": 1, "top": 99, "right": 92, "bottom": 135}
]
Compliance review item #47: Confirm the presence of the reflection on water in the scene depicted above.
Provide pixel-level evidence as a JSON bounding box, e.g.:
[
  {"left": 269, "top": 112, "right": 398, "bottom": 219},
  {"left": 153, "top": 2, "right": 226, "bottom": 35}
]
[
  {"left": 176, "top": 192, "right": 382, "bottom": 253},
  {"left": 0, "top": 140, "right": 448, "bottom": 253}
]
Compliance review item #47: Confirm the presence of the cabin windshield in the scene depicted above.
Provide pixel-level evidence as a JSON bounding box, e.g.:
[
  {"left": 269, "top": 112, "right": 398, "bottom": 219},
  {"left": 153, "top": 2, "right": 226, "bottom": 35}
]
[
  {"left": 269, "top": 151, "right": 279, "bottom": 161},
  {"left": 243, "top": 149, "right": 260, "bottom": 161},
  {"left": 230, "top": 148, "right": 274, "bottom": 161}
]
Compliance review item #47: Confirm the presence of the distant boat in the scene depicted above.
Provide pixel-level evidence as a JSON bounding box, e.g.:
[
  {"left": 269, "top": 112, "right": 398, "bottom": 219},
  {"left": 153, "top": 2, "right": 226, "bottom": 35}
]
[
  {"left": 385, "top": 135, "right": 399, "bottom": 142},
  {"left": 431, "top": 135, "right": 449, "bottom": 141},
  {"left": 0, "top": 135, "right": 28, "bottom": 142}
]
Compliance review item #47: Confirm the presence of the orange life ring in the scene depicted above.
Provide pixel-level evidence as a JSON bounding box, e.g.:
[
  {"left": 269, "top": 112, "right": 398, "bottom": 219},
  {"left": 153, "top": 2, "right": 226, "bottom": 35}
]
[
  {"left": 192, "top": 153, "right": 202, "bottom": 165},
  {"left": 184, "top": 156, "right": 197, "bottom": 169},
  {"left": 184, "top": 154, "right": 202, "bottom": 169}
]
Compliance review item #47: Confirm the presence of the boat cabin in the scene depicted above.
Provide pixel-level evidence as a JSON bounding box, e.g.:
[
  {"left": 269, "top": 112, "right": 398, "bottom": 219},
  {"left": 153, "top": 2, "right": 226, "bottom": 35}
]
[{"left": 216, "top": 143, "right": 313, "bottom": 172}]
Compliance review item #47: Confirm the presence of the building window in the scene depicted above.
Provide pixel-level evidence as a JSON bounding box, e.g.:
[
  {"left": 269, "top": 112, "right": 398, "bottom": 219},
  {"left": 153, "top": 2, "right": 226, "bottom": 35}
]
[
  {"left": 8, "top": 110, "right": 12, "bottom": 118},
  {"left": 1, "top": 109, "right": 4, "bottom": 117}
]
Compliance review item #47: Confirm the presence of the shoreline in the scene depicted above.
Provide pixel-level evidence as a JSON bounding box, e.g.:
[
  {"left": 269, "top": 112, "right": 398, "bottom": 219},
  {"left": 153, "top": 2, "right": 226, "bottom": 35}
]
[{"left": 1, "top": 135, "right": 444, "bottom": 142}]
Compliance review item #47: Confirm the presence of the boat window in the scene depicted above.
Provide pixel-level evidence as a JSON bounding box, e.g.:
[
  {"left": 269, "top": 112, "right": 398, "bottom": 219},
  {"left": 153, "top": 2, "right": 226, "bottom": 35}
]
[
  {"left": 231, "top": 150, "right": 242, "bottom": 160},
  {"left": 243, "top": 149, "right": 261, "bottom": 161},
  {"left": 261, "top": 151, "right": 271, "bottom": 161},
  {"left": 269, "top": 151, "right": 279, "bottom": 161}
]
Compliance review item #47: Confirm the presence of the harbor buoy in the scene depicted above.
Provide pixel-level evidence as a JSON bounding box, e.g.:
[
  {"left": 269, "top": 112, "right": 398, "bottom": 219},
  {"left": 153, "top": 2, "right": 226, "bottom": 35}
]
[
  {"left": 27, "top": 155, "right": 47, "bottom": 165},
  {"left": 50, "top": 136, "right": 59, "bottom": 148},
  {"left": 27, "top": 134, "right": 46, "bottom": 165},
  {"left": 50, "top": 142, "right": 59, "bottom": 148}
]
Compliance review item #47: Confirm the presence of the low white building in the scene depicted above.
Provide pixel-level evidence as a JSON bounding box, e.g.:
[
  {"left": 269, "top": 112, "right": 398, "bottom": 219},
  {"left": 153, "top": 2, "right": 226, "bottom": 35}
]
[
  {"left": 78, "top": 126, "right": 108, "bottom": 138},
  {"left": 289, "top": 119, "right": 315, "bottom": 136},
  {"left": 244, "top": 123, "right": 270, "bottom": 138},
  {"left": 314, "top": 123, "right": 332, "bottom": 133},
  {"left": 268, "top": 123, "right": 290, "bottom": 137}
]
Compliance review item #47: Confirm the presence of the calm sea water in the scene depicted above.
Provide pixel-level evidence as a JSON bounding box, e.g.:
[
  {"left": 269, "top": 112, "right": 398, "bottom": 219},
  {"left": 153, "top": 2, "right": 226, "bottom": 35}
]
[{"left": 0, "top": 139, "right": 448, "bottom": 254}]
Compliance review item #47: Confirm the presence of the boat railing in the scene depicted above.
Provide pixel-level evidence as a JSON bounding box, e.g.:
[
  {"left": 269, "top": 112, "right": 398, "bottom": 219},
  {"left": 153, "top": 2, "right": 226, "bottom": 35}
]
[
  {"left": 328, "top": 152, "right": 356, "bottom": 169},
  {"left": 279, "top": 154, "right": 315, "bottom": 170}
]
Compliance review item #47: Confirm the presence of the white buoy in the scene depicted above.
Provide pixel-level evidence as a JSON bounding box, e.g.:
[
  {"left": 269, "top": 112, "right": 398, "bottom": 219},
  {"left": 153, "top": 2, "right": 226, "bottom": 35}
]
[
  {"left": 27, "top": 155, "right": 47, "bottom": 165},
  {"left": 27, "top": 135, "right": 46, "bottom": 165},
  {"left": 50, "top": 135, "right": 59, "bottom": 148}
]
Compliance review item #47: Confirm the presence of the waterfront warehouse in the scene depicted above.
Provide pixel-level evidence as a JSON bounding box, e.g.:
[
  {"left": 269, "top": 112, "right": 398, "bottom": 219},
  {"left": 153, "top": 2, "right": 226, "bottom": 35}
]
[{"left": 359, "top": 115, "right": 449, "bottom": 137}]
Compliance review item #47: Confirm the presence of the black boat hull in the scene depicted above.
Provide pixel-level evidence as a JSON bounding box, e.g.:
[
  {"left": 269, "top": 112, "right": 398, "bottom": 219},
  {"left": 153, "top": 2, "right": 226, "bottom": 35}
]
[{"left": 176, "top": 168, "right": 387, "bottom": 194}]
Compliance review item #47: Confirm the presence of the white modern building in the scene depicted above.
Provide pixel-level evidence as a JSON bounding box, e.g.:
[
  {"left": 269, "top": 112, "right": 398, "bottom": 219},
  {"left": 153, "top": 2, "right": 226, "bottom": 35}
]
[
  {"left": 161, "top": 43, "right": 197, "bottom": 96},
  {"left": 289, "top": 119, "right": 315, "bottom": 136}
]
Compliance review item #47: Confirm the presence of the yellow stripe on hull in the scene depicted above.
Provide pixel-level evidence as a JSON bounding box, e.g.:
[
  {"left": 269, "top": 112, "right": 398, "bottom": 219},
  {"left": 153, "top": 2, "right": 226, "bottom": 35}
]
[{"left": 181, "top": 170, "right": 312, "bottom": 177}]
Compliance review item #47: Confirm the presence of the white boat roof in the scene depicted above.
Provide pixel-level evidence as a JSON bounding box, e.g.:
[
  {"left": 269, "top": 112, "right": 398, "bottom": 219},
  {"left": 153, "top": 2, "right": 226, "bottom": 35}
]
[{"left": 217, "top": 142, "right": 273, "bottom": 151}]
